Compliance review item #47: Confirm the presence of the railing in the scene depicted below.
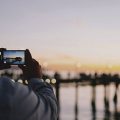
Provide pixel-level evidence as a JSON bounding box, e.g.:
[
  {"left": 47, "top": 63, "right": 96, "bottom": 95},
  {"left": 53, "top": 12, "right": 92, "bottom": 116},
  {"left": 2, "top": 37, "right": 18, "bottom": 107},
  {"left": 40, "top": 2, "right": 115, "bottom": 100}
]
[{"left": 53, "top": 72, "right": 120, "bottom": 120}]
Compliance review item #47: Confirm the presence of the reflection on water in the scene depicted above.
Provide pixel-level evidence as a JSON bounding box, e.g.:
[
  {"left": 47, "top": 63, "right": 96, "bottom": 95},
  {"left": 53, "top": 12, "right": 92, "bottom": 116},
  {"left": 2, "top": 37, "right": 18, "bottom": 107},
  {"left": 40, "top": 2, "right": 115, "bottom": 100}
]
[{"left": 59, "top": 84, "right": 120, "bottom": 120}]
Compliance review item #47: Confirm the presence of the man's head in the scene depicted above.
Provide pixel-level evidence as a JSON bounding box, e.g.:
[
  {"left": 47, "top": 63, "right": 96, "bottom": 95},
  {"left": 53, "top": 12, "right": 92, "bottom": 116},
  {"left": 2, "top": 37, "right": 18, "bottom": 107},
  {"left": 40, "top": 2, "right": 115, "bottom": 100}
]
[
  {"left": 0, "top": 77, "right": 15, "bottom": 119},
  {"left": 0, "top": 77, "right": 38, "bottom": 120}
]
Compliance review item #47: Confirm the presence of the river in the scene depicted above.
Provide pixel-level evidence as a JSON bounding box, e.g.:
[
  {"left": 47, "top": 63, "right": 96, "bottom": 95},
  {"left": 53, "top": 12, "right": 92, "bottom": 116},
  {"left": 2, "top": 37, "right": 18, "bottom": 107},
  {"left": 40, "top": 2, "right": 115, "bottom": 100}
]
[{"left": 58, "top": 84, "right": 120, "bottom": 120}]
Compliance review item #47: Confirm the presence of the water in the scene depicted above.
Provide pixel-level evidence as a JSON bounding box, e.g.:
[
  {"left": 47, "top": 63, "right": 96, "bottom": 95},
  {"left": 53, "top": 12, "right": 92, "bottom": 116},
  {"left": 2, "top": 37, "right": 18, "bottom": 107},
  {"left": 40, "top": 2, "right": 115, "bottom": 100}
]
[{"left": 59, "top": 84, "right": 120, "bottom": 120}]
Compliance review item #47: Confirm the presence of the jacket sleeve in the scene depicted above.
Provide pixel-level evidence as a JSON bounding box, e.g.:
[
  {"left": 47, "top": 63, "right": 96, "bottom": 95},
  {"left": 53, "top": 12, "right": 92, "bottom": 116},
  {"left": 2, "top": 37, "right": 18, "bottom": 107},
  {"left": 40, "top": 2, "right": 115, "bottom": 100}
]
[{"left": 28, "top": 78, "right": 58, "bottom": 120}]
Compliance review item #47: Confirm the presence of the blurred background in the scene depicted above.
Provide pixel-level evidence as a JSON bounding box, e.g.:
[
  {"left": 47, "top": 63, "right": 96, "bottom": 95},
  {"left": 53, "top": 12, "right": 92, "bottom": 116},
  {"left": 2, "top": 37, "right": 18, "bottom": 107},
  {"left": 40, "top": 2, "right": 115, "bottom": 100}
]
[{"left": 1, "top": 0, "right": 120, "bottom": 119}]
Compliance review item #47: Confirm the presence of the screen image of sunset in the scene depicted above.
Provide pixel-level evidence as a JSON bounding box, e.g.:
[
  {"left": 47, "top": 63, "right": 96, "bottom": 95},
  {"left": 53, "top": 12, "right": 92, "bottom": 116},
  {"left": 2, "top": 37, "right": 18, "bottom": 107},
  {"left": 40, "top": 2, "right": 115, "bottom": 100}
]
[{"left": 0, "top": 0, "right": 120, "bottom": 73}]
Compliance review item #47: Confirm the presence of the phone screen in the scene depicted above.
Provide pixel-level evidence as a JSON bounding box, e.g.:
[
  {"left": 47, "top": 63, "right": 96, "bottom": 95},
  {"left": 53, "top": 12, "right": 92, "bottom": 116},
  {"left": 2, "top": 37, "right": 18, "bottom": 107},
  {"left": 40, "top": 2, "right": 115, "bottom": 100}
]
[{"left": 2, "top": 50, "right": 25, "bottom": 65}]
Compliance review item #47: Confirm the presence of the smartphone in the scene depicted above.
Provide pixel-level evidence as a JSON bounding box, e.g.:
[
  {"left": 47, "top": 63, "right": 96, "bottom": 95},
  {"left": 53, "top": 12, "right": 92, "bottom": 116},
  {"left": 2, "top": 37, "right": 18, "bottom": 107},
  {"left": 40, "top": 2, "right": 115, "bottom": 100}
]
[{"left": 1, "top": 50, "right": 25, "bottom": 65}]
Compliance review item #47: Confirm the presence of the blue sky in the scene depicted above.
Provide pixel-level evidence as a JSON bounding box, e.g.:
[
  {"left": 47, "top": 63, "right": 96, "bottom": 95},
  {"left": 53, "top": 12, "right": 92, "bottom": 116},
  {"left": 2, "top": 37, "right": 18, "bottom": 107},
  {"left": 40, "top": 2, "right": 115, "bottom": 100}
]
[{"left": 0, "top": 0, "right": 120, "bottom": 66}]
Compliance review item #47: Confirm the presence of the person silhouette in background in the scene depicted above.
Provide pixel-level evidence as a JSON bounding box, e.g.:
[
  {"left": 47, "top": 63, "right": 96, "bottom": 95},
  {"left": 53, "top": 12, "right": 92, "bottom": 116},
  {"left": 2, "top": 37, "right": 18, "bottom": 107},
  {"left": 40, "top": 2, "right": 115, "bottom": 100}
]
[{"left": 0, "top": 49, "right": 58, "bottom": 120}]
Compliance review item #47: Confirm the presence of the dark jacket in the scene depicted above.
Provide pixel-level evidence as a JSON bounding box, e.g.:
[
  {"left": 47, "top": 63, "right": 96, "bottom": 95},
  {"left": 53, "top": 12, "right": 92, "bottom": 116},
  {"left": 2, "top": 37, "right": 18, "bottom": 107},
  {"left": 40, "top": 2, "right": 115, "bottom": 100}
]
[{"left": 0, "top": 77, "right": 58, "bottom": 120}]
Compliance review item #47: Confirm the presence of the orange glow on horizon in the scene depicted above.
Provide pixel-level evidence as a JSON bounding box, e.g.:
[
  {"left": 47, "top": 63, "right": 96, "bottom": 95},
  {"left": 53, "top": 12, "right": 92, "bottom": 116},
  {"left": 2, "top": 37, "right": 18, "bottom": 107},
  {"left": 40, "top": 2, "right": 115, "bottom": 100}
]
[
  {"left": 35, "top": 53, "right": 120, "bottom": 73},
  {"left": 40, "top": 61, "right": 120, "bottom": 73}
]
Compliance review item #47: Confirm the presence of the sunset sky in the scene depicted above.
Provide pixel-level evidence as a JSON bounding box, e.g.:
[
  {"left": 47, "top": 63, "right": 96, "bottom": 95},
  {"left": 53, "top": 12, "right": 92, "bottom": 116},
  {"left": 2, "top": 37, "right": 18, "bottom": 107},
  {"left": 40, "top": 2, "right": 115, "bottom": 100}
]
[{"left": 1, "top": 0, "right": 120, "bottom": 72}]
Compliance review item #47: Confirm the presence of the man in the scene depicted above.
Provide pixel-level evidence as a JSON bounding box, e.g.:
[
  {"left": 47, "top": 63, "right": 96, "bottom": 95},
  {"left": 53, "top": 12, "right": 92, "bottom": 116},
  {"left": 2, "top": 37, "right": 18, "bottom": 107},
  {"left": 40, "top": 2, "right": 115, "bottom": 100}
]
[{"left": 0, "top": 49, "right": 58, "bottom": 120}]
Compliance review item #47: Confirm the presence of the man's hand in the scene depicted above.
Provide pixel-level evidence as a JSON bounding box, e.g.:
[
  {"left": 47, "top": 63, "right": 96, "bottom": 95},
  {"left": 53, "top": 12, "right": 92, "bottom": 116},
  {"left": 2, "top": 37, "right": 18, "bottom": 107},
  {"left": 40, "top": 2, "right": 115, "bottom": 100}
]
[
  {"left": 19, "top": 49, "right": 42, "bottom": 80},
  {"left": 0, "top": 63, "right": 11, "bottom": 70},
  {"left": 0, "top": 48, "right": 10, "bottom": 70}
]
